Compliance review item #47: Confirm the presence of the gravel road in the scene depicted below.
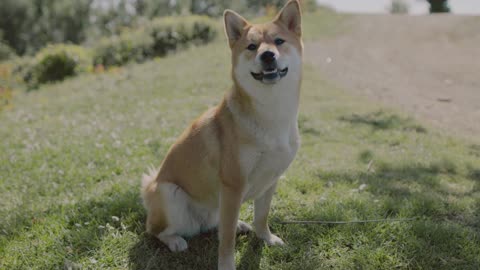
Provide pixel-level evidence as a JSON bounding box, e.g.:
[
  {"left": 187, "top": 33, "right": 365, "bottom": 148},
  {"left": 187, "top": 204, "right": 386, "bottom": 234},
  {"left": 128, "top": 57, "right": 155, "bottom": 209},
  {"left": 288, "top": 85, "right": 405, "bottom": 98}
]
[{"left": 305, "top": 14, "right": 480, "bottom": 140}]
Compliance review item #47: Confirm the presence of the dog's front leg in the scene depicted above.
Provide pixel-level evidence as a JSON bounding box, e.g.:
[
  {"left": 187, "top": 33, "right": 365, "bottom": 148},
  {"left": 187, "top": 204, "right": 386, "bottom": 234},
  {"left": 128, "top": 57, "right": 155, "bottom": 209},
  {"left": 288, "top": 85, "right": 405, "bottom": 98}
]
[
  {"left": 218, "top": 184, "right": 243, "bottom": 270},
  {"left": 253, "top": 182, "right": 284, "bottom": 245}
]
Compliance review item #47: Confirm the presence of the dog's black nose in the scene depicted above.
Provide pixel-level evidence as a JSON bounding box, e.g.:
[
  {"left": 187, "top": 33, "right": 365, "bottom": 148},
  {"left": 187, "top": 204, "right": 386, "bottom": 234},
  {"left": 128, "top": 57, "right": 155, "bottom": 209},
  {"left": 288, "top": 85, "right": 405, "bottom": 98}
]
[{"left": 260, "top": 51, "right": 276, "bottom": 64}]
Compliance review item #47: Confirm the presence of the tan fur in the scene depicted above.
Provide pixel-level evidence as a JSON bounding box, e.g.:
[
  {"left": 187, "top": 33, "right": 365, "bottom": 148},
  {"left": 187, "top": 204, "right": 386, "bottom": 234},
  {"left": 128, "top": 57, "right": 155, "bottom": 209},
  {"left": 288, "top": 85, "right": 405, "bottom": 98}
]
[{"left": 141, "top": 1, "right": 303, "bottom": 269}]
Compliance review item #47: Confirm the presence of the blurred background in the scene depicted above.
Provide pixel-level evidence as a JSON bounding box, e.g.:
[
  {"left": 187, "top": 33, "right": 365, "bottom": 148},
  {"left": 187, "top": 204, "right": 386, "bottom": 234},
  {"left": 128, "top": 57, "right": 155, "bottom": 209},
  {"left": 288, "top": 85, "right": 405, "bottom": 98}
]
[
  {"left": 0, "top": 0, "right": 479, "bottom": 136},
  {"left": 0, "top": 0, "right": 318, "bottom": 57},
  {"left": 0, "top": 0, "right": 479, "bottom": 59},
  {"left": 1, "top": 0, "right": 477, "bottom": 174},
  {"left": 318, "top": 0, "right": 480, "bottom": 15}
]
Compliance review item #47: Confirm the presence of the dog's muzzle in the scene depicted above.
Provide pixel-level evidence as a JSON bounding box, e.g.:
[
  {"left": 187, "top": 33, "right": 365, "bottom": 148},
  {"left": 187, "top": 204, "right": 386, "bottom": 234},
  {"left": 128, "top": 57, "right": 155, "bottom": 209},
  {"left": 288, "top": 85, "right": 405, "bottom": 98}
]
[
  {"left": 251, "top": 67, "right": 289, "bottom": 84},
  {"left": 251, "top": 51, "right": 288, "bottom": 84}
]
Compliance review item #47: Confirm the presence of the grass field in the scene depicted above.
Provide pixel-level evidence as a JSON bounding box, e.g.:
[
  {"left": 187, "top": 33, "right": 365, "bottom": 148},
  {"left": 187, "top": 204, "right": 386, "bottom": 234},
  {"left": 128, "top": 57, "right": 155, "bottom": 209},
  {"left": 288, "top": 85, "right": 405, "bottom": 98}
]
[{"left": 1, "top": 10, "right": 480, "bottom": 270}]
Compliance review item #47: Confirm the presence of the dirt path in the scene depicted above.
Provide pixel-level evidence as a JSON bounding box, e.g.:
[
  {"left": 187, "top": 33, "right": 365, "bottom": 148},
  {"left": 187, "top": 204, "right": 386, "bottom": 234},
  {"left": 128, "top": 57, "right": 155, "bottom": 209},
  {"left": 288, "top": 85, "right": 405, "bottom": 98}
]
[{"left": 305, "top": 15, "right": 480, "bottom": 140}]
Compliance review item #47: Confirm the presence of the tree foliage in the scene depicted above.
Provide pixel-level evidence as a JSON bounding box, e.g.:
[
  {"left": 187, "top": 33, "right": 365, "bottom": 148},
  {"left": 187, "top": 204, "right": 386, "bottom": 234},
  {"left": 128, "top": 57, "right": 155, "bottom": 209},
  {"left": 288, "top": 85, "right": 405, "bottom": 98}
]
[
  {"left": 427, "top": 0, "right": 450, "bottom": 13},
  {"left": 0, "top": 0, "right": 93, "bottom": 55},
  {"left": 0, "top": 0, "right": 317, "bottom": 56},
  {"left": 390, "top": 0, "right": 409, "bottom": 14}
]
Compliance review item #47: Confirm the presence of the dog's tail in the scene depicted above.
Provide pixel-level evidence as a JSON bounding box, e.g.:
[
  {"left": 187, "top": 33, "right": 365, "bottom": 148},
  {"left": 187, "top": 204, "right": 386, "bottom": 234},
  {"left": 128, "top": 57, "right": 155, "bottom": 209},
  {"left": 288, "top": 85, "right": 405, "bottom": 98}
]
[{"left": 141, "top": 166, "right": 159, "bottom": 210}]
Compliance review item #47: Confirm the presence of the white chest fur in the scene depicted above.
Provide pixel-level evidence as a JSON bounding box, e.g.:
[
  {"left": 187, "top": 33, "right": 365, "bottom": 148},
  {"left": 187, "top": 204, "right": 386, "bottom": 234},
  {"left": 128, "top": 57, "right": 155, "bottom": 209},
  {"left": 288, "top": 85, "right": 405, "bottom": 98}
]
[
  {"left": 229, "top": 79, "right": 301, "bottom": 200},
  {"left": 239, "top": 126, "right": 299, "bottom": 200}
]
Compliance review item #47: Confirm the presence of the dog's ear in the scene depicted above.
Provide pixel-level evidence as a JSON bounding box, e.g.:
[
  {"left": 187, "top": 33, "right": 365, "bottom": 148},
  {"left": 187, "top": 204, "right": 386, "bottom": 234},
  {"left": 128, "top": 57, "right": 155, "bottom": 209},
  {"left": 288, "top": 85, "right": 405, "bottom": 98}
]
[
  {"left": 224, "top": 10, "right": 249, "bottom": 48},
  {"left": 275, "top": 0, "right": 302, "bottom": 37}
]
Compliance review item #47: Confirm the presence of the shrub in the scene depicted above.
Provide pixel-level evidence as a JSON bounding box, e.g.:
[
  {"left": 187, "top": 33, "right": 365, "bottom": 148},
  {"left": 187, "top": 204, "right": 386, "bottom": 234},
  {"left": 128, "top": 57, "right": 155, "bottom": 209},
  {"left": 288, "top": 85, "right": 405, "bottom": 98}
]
[
  {"left": 0, "top": 42, "right": 16, "bottom": 61},
  {"left": 428, "top": 0, "right": 450, "bottom": 13},
  {"left": 93, "top": 30, "right": 154, "bottom": 67},
  {"left": 300, "top": 0, "right": 318, "bottom": 12},
  {"left": 390, "top": 0, "right": 409, "bottom": 14},
  {"left": 1, "top": 57, "right": 34, "bottom": 86},
  {"left": 147, "top": 16, "right": 218, "bottom": 56},
  {"left": 0, "top": 0, "right": 92, "bottom": 55},
  {"left": 0, "top": 84, "right": 13, "bottom": 110},
  {"left": 31, "top": 44, "right": 92, "bottom": 85},
  {"left": 93, "top": 16, "right": 217, "bottom": 67}
]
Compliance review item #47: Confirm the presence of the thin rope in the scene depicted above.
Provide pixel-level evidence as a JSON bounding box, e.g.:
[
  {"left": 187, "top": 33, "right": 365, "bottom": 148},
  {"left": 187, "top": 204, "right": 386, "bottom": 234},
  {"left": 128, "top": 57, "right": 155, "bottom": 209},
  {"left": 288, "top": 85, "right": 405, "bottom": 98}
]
[{"left": 278, "top": 217, "right": 418, "bottom": 225}]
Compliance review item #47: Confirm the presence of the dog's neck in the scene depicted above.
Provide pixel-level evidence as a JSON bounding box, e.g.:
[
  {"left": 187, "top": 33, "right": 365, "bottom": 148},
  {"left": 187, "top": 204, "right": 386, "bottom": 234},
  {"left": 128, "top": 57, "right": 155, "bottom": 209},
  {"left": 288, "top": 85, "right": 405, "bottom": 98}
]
[{"left": 227, "top": 75, "right": 301, "bottom": 136}]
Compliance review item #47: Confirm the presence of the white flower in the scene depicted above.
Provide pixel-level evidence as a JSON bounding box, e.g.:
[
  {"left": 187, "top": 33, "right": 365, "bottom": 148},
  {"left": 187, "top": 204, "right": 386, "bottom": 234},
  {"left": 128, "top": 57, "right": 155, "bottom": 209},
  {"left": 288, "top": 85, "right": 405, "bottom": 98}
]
[{"left": 359, "top": 184, "right": 368, "bottom": 191}]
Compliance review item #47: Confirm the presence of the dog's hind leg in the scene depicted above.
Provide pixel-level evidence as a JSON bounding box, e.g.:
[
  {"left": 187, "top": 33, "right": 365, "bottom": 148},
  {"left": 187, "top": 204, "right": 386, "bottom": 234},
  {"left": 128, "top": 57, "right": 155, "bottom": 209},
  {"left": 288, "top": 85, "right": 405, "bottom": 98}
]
[
  {"left": 141, "top": 171, "right": 190, "bottom": 252},
  {"left": 148, "top": 206, "right": 188, "bottom": 252},
  {"left": 155, "top": 182, "right": 208, "bottom": 252},
  {"left": 236, "top": 220, "right": 252, "bottom": 233},
  {"left": 141, "top": 169, "right": 168, "bottom": 237},
  {"left": 157, "top": 229, "right": 188, "bottom": 252}
]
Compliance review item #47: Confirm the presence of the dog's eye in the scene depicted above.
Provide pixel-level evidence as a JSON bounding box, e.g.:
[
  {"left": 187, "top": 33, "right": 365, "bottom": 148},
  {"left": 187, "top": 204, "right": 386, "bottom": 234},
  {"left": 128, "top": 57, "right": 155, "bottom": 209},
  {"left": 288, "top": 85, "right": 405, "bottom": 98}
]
[
  {"left": 247, "top": 44, "right": 257, "bottom": 51},
  {"left": 274, "top": 38, "right": 285, "bottom": 45}
]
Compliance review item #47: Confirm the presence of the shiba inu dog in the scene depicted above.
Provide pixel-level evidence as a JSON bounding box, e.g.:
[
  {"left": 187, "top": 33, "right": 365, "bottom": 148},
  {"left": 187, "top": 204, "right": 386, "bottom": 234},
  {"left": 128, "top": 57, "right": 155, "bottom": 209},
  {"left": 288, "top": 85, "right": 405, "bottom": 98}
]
[{"left": 141, "top": 1, "right": 303, "bottom": 269}]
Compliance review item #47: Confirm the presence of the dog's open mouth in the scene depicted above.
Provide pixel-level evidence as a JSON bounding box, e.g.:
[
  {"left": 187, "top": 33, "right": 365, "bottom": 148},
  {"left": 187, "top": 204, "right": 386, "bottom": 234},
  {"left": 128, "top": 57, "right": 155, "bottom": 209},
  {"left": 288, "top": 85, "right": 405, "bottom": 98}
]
[{"left": 251, "top": 67, "right": 288, "bottom": 84}]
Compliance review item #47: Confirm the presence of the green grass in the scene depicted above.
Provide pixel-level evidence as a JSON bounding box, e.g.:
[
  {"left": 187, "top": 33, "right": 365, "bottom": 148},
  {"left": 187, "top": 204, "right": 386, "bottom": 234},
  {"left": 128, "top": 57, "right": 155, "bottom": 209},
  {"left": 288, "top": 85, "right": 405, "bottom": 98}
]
[{"left": 1, "top": 10, "right": 480, "bottom": 270}]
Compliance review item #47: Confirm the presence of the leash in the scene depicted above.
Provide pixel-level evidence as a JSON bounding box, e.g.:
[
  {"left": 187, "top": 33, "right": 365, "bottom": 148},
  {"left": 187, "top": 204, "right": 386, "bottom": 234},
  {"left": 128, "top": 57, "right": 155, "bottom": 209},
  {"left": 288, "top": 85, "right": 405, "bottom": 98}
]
[{"left": 278, "top": 217, "right": 418, "bottom": 225}]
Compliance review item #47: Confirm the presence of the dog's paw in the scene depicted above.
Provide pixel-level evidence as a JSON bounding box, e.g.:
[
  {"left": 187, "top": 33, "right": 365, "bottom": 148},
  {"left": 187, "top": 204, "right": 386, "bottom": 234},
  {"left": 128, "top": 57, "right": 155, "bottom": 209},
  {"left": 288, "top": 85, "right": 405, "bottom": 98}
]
[
  {"left": 218, "top": 255, "right": 235, "bottom": 270},
  {"left": 236, "top": 220, "right": 252, "bottom": 234},
  {"left": 167, "top": 236, "right": 188, "bottom": 252},
  {"left": 258, "top": 232, "right": 285, "bottom": 246},
  {"left": 159, "top": 234, "right": 188, "bottom": 252}
]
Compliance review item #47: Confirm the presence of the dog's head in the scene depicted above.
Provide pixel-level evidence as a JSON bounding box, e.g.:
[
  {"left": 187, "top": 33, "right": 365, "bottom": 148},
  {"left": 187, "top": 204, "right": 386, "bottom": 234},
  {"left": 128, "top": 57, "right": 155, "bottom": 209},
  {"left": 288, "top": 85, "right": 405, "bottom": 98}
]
[{"left": 224, "top": 0, "right": 303, "bottom": 88}]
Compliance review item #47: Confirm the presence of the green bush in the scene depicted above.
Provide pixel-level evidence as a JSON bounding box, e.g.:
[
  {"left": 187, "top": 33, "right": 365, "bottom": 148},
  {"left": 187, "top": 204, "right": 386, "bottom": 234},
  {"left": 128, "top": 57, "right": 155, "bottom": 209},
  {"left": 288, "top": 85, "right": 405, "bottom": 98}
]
[
  {"left": 301, "top": 0, "right": 319, "bottom": 11},
  {"left": 0, "top": 57, "right": 37, "bottom": 94},
  {"left": 0, "top": 42, "right": 16, "bottom": 61},
  {"left": 93, "top": 16, "right": 217, "bottom": 67},
  {"left": 31, "top": 44, "right": 92, "bottom": 85},
  {"left": 428, "top": 0, "right": 450, "bottom": 13},
  {"left": 390, "top": 0, "right": 409, "bottom": 14},
  {"left": 148, "top": 16, "right": 217, "bottom": 56},
  {"left": 0, "top": 0, "right": 92, "bottom": 55},
  {"left": 93, "top": 30, "right": 154, "bottom": 67}
]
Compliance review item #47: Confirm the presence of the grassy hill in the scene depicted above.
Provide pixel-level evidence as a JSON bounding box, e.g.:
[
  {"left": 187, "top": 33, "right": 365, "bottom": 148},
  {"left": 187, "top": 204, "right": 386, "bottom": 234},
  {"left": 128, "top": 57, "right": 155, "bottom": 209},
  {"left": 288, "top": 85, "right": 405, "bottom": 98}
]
[{"left": 1, "top": 10, "right": 479, "bottom": 269}]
